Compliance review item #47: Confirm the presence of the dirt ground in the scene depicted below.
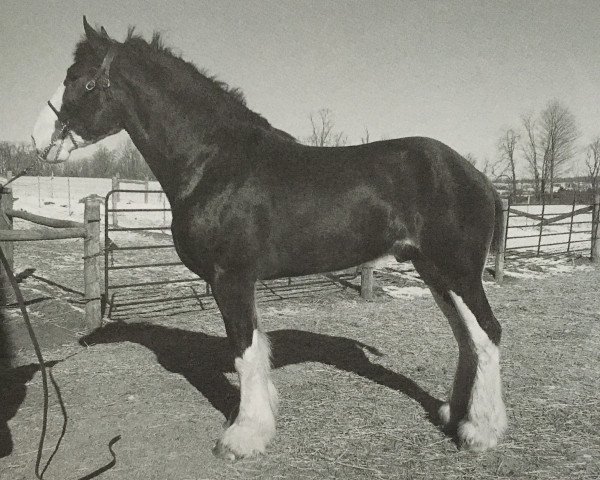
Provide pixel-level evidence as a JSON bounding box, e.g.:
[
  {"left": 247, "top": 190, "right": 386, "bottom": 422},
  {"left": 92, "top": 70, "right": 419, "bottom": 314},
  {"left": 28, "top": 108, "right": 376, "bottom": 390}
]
[{"left": 1, "top": 237, "right": 599, "bottom": 479}]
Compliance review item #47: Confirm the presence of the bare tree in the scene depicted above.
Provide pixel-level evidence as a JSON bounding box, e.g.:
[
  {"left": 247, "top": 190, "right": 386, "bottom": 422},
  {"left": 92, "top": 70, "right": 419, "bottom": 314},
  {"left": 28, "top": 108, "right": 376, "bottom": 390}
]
[
  {"left": 497, "top": 129, "right": 519, "bottom": 196},
  {"left": 585, "top": 137, "right": 600, "bottom": 194},
  {"left": 305, "top": 109, "right": 347, "bottom": 147},
  {"left": 0, "top": 141, "right": 39, "bottom": 176},
  {"left": 360, "top": 127, "right": 370, "bottom": 145},
  {"left": 539, "top": 100, "right": 579, "bottom": 197},
  {"left": 521, "top": 113, "right": 542, "bottom": 199},
  {"left": 117, "top": 140, "right": 153, "bottom": 179},
  {"left": 91, "top": 145, "right": 115, "bottom": 178},
  {"left": 464, "top": 153, "right": 478, "bottom": 167},
  {"left": 465, "top": 153, "right": 506, "bottom": 182}
]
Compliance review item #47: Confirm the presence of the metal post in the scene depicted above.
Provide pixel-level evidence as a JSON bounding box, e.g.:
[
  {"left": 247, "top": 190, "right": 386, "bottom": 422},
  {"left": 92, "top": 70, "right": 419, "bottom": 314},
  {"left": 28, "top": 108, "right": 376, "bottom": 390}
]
[
  {"left": 112, "top": 173, "right": 120, "bottom": 202},
  {"left": 592, "top": 194, "right": 600, "bottom": 263},
  {"left": 84, "top": 197, "right": 102, "bottom": 331},
  {"left": 67, "top": 176, "right": 72, "bottom": 216},
  {"left": 495, "top": 199, "right": 509, "bottom": 284},
  {"left": 144, "top": 176, "right": 149, "bottom": 204},
  {"left": 111, "top": 177, "right": 118, "bottom": 227},
  {"left": 537, "top": 200, "right": 546, "bottom": 256},
  {"left": 567, "top": 194, "right": 576, "bottom": 253}
]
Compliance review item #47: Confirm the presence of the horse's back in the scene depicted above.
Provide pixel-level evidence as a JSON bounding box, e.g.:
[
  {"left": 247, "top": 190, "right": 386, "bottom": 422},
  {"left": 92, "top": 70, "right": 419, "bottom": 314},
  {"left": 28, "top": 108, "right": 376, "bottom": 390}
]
[{"left": 173, "top": 135, "right": 498, "bottom": 281}]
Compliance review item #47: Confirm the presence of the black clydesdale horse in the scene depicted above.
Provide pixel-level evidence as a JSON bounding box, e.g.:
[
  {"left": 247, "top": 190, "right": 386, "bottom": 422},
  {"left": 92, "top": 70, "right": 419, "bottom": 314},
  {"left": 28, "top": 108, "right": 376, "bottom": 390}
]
[{"left": 32, "top": 18, "right": 507, "bottom": 459}]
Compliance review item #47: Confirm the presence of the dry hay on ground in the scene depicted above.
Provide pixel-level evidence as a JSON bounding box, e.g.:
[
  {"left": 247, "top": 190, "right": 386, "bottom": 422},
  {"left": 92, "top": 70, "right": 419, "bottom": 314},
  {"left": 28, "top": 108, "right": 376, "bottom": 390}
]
[{"left": 1, "top": 239, "right": 599, "bottom": 479}]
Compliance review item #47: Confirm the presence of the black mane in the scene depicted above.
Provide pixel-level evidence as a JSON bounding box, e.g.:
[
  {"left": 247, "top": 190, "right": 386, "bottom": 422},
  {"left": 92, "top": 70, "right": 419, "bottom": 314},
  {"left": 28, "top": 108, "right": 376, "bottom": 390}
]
[
  {"left": 74, "top": 29, "right": 295, "bottom": 139},
  {"left": 123, "top": 29, "right": 248, "bottom": 106}
]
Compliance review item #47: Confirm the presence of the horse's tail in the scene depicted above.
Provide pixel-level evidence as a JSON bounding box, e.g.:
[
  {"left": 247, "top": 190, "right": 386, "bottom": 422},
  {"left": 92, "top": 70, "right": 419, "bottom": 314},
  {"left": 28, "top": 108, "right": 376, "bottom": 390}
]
[{"left": 490, "top": 188, "right": 504, "bottom": 254}]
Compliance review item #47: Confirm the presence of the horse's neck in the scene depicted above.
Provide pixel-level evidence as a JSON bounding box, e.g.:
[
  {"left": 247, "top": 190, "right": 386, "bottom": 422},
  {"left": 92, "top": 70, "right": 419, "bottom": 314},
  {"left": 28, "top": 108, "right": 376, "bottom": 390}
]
[{"left": 120, "top": 71, "right": 236, "bottom": 204}]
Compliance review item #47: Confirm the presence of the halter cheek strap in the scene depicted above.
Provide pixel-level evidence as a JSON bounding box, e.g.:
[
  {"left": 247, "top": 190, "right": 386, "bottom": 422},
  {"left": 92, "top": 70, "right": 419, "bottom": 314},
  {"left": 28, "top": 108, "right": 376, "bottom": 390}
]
[
  {"left": 36, "top": 47, "right": 117, "bottom": 163},
  {"left": 86, "top": 46, "right": 117, "bottom": 91}
]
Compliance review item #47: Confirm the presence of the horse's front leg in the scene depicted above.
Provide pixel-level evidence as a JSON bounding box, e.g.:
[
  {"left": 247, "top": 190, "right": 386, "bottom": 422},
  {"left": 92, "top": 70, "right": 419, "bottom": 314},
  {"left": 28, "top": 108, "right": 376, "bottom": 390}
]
[{"left": 211, "top": 268, "right": 278, "bottom": 460}]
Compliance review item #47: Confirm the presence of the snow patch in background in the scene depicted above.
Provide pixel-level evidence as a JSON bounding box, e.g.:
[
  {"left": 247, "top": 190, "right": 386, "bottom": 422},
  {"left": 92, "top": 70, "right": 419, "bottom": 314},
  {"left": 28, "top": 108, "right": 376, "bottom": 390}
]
[
  {"left": 2, "top": 176, "right": 595, "bottom": 302},
  {"left": 382, "top": 285, "right": 431, "bottom": 299}
]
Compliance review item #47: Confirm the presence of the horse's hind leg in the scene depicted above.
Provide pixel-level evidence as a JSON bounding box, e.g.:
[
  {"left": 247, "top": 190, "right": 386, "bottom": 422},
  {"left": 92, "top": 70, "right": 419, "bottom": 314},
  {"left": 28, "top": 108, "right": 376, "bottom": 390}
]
[
  {"left": 210, "top": 268, "right": 278, "bottom": 459},
  {"left": 414, "top": 260, "right": 507, "bottom": 451}
]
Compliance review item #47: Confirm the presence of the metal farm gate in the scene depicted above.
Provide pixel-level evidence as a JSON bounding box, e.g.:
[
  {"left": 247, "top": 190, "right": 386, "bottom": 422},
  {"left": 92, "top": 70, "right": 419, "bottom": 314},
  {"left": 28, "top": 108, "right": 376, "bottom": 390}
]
[
  {"left": 504, "top": 197, "right": 598, "bottom": 258},
  {"left": 103, "top": 189, "right": 355, "bottom": 320}
]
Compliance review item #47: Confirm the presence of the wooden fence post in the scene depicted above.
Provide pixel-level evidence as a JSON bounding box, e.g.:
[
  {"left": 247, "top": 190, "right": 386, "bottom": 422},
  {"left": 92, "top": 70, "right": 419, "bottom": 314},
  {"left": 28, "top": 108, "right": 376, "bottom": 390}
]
[
  {"left": 592, "top": 194, "right": 600, "bottom": 263},
  {"left": 144, "top": 176, "right": 149, "bottom": 204},
  {"left": 0, "top": 188, "right": 14, "bottom": 305},
  {"left": 361, "top": 266, "right": 374, "bottom": 300},
  {"left": 495, "top": 199, "right": 509, "bottom": 284},
  {"left": 111, "top": 175, "right": 119, "bottom": 227},
  {"left": 83, "top": 197, "right": 102, "bottom": 331}
]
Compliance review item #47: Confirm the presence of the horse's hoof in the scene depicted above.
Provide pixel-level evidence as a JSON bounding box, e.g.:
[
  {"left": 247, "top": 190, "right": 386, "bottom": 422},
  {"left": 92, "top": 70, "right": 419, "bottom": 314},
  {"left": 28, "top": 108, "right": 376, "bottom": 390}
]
[
  {"left": 457, "top": 418, "right": 506, "bottom": 452},
  {"left": 212, "top": 440, "right": 239, "bottom": 461}
]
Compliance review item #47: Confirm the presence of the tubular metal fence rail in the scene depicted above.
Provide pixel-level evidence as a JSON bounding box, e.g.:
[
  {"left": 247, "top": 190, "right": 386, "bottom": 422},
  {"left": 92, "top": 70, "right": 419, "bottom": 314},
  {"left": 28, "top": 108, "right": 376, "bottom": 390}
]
[
  {"left": 102, "top": 189, "right": 600, "bottom": 317},
  {"left": 103, "top": 189, "right": 359, "bottom": 320},
  {"left": 504, "top": 196, "right": 599, "bottom": 257}
]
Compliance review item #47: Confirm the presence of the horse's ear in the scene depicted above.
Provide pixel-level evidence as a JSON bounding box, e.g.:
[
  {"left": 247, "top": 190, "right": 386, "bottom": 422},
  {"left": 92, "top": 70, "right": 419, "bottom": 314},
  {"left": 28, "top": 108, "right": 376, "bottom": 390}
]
[
  {"left": 100, "top": 26, "right": 111, "bottom": 40},
  {"left": 83, "top": 16, "right": 110, "bottom": 56}
]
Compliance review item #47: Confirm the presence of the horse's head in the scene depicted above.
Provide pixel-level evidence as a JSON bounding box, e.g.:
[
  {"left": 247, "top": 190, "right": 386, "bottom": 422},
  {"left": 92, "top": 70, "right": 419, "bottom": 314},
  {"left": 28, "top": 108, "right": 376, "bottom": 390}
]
[{"left": 31, "top": 17, "right": 123, "bottom": 163}]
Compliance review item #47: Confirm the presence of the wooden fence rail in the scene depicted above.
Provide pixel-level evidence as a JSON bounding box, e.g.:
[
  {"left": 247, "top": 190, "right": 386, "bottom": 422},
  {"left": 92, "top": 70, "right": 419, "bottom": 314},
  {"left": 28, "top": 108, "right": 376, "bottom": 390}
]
[
  {"left": 0, "top": 188, "right": 102, "bottom": 332},
  {"left": 5, "top": 208, "right": 84, "bottom": 229}
]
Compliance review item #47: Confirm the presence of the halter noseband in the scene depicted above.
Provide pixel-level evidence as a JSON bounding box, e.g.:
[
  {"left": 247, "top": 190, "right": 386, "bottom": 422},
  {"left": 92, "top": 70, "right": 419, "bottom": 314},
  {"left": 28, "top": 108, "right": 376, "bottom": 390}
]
[{"left": 37, "top": 47, "right": 116, "bottom": 164}]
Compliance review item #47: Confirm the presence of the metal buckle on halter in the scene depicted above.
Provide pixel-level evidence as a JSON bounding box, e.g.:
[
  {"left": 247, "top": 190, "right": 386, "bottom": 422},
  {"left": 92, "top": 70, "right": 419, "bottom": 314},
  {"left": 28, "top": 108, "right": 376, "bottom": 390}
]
[
  {"left": 86, "top": 77, "right": 111, "bottom": 91},
  {"left": 86, "top": 47, "right": 116, "bottom": 92}
]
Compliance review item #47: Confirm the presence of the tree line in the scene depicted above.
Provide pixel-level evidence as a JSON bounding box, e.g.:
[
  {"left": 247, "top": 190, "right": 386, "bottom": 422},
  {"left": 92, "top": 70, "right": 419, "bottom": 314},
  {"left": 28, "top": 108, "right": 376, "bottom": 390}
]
[
  {"left": 470, "top": 100, "right": 599, "bottom": 200},
  {"left": 2, "top": 101, "right": 598, "bottom": 198},
  {"left": 304, "top": 103, "right": 600, "bottom": 201},
  {"left": 0, "top": 140, "right": 153, "bottom": 180}
]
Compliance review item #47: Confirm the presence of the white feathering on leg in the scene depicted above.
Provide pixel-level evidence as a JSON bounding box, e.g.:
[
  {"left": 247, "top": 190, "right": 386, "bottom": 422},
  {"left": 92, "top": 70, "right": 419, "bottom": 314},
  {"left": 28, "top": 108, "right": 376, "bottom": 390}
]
[
  {"left": 216, "top": 329, "right": 278, "bottom": 459},
  {"left": 448, "top": 291, "right": 507, "bottom": 451}
]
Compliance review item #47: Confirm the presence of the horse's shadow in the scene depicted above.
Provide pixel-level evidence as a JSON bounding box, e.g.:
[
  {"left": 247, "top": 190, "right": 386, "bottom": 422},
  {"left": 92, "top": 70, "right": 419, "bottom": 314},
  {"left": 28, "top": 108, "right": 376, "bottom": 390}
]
[
  {"left": 80, "top": 322, "right": 444, "bottom": 427},
  {"left": 0, "top": 362, "right": 44, "bottom": 458},
  {"left": 0, "top": 309, "right": 62, "bottom": 458}
]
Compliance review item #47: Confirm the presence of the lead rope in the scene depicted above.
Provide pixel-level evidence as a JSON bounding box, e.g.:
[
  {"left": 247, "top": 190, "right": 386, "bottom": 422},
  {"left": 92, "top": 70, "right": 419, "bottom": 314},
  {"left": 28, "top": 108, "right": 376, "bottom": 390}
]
[
  {"left": 0, "top": 244, "right": 50, "bottom": 478},
  {"left": 0, "top": 211, "right": 120, "bottom": 478}
]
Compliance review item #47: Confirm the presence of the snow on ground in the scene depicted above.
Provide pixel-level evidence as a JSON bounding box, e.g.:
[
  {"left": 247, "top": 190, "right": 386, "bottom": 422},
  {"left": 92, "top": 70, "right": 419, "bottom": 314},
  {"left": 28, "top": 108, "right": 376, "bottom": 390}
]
[
  {"left": 506, "top": 203, "right": 593, "bottom": 255},
  {"left": 1, "top": 176, "right": 595, "bottom": 303},
  {"left": 2, "top": 175, "right": 170, "bottom": 231}
]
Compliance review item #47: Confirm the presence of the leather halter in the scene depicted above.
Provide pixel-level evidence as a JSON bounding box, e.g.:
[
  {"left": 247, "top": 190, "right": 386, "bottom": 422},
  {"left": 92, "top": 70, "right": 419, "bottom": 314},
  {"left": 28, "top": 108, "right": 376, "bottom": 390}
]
[
  {"left": 38, "top": 47, "right": 116, "bottom": 163},
  {"left": 86, "top": 47, "right": 117, "bottom": 91}
]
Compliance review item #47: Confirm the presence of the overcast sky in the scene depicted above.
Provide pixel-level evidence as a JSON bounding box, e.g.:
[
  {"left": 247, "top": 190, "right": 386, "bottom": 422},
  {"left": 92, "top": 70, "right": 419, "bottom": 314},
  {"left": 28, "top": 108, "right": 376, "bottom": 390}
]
[{"left": 1, "top": 0, "right": 599, "bottom": 170}]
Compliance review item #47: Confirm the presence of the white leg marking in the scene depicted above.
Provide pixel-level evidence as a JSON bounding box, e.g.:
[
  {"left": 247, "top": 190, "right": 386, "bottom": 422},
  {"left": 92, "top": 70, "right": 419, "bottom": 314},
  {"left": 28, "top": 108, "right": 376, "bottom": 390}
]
[
  {"left": 447, "top": 291, "right": 507, "bottom": 451},
  {"left": 215, "top": 329, "right": 278, "bottom": 459}
]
